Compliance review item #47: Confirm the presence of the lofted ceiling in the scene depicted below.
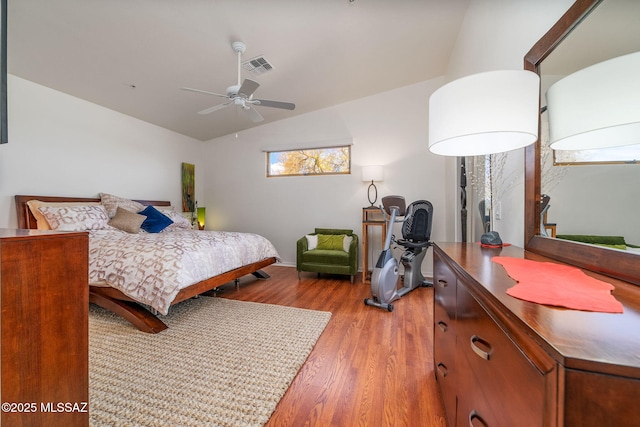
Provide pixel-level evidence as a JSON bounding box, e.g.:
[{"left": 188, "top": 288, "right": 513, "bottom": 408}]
[{"left": 8, "top": 0, "right": 470, "bottom": 141}]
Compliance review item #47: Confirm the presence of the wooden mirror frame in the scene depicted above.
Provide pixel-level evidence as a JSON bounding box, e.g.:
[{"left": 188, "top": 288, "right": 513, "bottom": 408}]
[{"left": 523, "top": 0, "right": 640, "bottom": 285}]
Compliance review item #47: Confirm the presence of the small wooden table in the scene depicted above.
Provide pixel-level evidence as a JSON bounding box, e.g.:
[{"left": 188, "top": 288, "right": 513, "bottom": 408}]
[{"left": 361, "top": 207, "right": 386, "bottom": 283}]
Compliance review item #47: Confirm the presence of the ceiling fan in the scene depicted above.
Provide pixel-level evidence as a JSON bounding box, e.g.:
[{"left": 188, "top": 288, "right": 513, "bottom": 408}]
[{"left": 181, "top": 41, "right": 295, "bottom": 123}]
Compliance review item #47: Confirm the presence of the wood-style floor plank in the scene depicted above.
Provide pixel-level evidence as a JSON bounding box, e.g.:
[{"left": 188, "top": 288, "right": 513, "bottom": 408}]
[{"left": 217, "top": 265, "right": 448, "bottom": 427}]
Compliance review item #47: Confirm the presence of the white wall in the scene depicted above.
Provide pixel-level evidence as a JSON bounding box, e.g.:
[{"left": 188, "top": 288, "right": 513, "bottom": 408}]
[
  {"left": 443, "top": 0, "right": 575, "bottom": 246},
  {"left": 203, "top": 78, "right": 448, "bottom": 273},
  {"left": 0, "top": 75, "right": 206, "bottom": 227}
]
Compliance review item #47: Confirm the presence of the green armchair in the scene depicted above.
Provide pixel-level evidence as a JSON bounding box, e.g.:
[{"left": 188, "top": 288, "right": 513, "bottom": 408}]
[{"left": 296, "top": 228, "right": 359, "bottom": 283}]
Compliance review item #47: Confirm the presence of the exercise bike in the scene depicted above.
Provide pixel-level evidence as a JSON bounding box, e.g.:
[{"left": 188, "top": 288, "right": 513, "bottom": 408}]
[{"left": 364, "top": 196, "right": 433, "bottom": 312}]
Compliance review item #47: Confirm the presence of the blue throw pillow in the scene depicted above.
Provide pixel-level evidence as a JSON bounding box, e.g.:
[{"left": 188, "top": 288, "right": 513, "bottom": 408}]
[{"left": 139, "top": 205, "right": 174, "bottom": 233}]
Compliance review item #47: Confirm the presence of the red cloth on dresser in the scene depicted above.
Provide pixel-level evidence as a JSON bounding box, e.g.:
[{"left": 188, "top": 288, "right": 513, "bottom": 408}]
[{"left": 492, "top": 256, "right": 624, "bottom": 313}]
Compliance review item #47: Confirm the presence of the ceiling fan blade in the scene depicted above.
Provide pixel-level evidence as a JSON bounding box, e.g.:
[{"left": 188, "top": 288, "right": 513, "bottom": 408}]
[
  {"left": 253, "top": 99, "right": 296, "bottom": 110},
  {"left": 238, "top": 79, "right": 260, "bottom": 98},
  {"left": 198, "top": 101, "right": 233, "bottom": 115},
  {"left": 243, "top": 106, "right": 264, "bottom": 123},
  {"left": 181, "top": 87, "right": 228, "bottom": 98}
]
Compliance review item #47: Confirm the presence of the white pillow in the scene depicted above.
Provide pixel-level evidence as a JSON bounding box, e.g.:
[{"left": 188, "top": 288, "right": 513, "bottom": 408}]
[
  {"left": 99, "top": 193, "right": 144, "bottom": 218},
  {"left": 155, "top": 206, "right": 193, "bottom": 231},
  {"left": 343, "top": 235, "right": 353, "bottom": 252},
  {"left": 306, "top": 234, "right": 318, "bottom": 250},
  {"left": 38, "top": 205, "right": 110, "bottom": 231},
  {"left": 27, "top": 200, "right": 100, "bottom": 230}
]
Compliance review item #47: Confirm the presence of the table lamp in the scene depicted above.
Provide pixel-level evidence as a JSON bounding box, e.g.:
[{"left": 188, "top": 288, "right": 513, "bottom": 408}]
[
  {"left": 362, "top": 165, "right": 384, "bottom": 207},
  {"left": 197, "top": 207, "right": 206, "bottom": 230}
]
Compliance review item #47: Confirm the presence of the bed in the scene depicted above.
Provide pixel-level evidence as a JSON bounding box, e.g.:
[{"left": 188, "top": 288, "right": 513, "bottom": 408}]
[{"left": 15, "top": 194, "right": 280, "bottom": 333}]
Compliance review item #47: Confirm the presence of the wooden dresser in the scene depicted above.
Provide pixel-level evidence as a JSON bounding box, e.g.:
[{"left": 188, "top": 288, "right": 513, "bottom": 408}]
[
  {"left": 433, "top": 242, "right": 640, "bottom": 427},
  {"left": 1, "top": 229, "right": 89, "bottom": 426}
]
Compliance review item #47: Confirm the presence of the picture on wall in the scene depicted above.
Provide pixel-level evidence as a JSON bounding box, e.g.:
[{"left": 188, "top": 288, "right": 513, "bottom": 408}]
[{"left": 181, "top": 162, "right": 195, "bottom": 213}]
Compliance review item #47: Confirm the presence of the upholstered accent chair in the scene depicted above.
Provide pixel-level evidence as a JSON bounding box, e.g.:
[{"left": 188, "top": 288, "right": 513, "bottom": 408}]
[{"left": 296, "top": 228, "right": 359, "bottom": 283}]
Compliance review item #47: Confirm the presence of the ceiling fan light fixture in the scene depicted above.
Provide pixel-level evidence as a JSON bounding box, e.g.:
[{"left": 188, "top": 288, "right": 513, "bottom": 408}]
[{"left": 180, "top": 40, "right": 295, "bottom": 125}]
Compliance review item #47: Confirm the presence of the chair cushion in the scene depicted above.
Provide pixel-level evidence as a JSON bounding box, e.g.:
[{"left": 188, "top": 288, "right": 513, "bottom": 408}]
[{"left": 302, "top": 249, "right": 350, "bottom": 265}]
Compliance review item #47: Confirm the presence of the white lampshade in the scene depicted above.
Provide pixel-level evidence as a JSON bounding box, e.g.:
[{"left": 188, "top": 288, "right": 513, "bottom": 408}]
[
  {"left": 546, "top": 51, "right": 640, "bottom": 151},
  {"left": 362, "top": 165, "right": 384, "bottom": 182},
  {"left": 428, "top": 70, "right": 540, "bottom": 156}
]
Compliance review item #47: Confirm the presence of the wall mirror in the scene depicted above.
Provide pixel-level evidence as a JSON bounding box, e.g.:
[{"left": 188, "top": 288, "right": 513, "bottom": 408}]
[{"left": 524, "top": 0, "right": 640, "bottom": 285}]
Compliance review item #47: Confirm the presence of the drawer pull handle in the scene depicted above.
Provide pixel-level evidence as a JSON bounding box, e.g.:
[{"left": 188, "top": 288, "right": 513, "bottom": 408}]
[
  {"left": 468, "top": 410, "right": 489, "bottom": 427},
  {"left": 437, "top": 279, "right": 448, "bottom": 288},
  {"left": 437, "top": 321, "right": 448, "bottom": 332},
  {"left": 436, "top": 362, "right": 448, "bottom": 377},
  {"left": 470, "top": 335, "right": 493, "bottom": 361}
]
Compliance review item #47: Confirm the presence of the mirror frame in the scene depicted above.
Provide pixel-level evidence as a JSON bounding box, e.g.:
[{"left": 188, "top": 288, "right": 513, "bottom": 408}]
[{"left": 523, "top": 0, "right": 640, "bottom": 286}]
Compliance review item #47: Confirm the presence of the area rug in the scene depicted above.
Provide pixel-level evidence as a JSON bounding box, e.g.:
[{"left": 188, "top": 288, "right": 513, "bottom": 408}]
[{"left": 89, "top": 297, "right": 331, "bottom": 426}]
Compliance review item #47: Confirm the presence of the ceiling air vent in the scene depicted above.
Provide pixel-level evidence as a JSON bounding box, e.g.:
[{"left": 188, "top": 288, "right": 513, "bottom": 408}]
[{"left": 242, "top": 56, "right": 274, "bottom": 76}]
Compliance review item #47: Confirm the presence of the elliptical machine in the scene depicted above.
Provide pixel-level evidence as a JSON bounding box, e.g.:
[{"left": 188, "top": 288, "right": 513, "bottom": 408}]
[{"left": 364, "top": 195, "right": 433, "bottom": 312}]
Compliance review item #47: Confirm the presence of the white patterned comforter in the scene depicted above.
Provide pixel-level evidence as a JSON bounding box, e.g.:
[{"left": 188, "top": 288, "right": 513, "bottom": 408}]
[{"left": 88, "top": 229, "right": 280, "bottom": 315}]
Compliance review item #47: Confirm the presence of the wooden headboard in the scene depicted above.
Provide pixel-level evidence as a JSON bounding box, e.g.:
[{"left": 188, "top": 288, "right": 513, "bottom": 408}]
[{"left": 15, "top": 195, "right": 171, "bottom": 230}]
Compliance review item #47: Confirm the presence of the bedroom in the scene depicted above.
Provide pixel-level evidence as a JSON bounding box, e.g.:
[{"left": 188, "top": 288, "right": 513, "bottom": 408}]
[
  {"left": 6, "top": 0, "right": 640, "bottom": 426},
  {"left": 0, "top": 0, "right": 577, "bottom": 255}
]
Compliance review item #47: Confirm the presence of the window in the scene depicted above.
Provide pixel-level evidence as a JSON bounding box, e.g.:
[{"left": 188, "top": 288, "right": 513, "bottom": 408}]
[
  {"left": 553, "top": 144, "right": 640, "bottom": 165},
  {"left": 267, "top": 146, "right": 351, "bottom": 177}
]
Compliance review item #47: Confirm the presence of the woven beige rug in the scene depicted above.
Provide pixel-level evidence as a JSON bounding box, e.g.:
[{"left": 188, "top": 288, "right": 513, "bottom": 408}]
[{"left": 89, "top": 297, "right": 331, "bottom": 427}]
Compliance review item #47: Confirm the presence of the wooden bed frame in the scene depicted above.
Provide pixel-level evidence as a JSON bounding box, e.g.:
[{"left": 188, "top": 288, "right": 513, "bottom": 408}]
[{"left": 15, "top": 195, "right": 277, "bottom": 333}]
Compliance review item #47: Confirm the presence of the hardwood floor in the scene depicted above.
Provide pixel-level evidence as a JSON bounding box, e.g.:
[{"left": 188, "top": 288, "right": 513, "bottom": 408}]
[{"left": 217, "top": 265, "right": 447, "bottom": 427}]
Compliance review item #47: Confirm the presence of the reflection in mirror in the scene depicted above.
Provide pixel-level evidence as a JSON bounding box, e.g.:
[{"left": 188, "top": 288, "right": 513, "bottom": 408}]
[
  {"left": 463, "top": 155, "right": 491, "bottom": 242},
  {"left": 546, "top": 52, "right": 640, "bottom": 151},
  {"left": 538, "top": 0, "right": 640, "bottom": 253},
  {"left": 553, "top": 143, "right": 640, "bottom": 164},
  {"left": 465, "top": 153, "right": 521, "bottom": 242}
]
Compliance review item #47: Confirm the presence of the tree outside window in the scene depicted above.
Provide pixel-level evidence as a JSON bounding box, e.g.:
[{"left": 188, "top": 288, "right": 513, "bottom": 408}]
[{"left": 267, "top": 146, "right": 351, "bottom": 177}]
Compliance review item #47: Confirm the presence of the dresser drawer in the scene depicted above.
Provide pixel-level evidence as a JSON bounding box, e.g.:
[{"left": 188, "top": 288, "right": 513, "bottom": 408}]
[
  {"left": 434, "top": 303, "right": 457, "bottom": 425},
  {"left": 456, "top": 283, "right": 546, "bottom": 427},
  {"left": 434, "top": 303, "right": 456, "bottom": 374},
  {"left": 434, "top": 251, "right": 456, "bottom": 319},
  {"left": 456, "top": 347, "right": 500, "bottom": 427},
  {"left": 433, "top": 251, "right": 458, "bottom": 425}
]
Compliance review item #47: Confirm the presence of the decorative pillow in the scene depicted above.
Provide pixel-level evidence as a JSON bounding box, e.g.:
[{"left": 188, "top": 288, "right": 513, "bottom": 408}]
[
  {"left": 99, "top": 193, "right": 145, "bottom": 218},
  {"left": 317, "top": 234, "right": 347, "bottom": 251},
  {"left": 154, "top": 206, "right": 193, "bottom": 230},
  {"left": 27, "top": 200, "right": 100, "bottom": 230},
  {"left": 109, "top": 207, "right": 146, "bottom": 234},
  {"left": 139, "top": 205, "right": 173, "bottom": 233},
  {"left": 306, "top": 234, "right": 318, "bottom": 250},
  {"left": 343, "top": 235, "right": 353, "bottom": 252},
  {"left": 38, "top": 205, "right": 110, "bottom": 231}
]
